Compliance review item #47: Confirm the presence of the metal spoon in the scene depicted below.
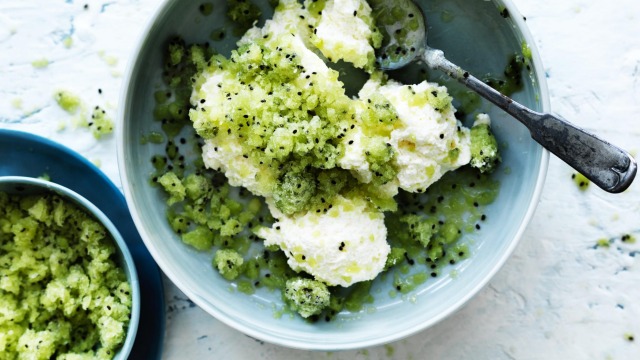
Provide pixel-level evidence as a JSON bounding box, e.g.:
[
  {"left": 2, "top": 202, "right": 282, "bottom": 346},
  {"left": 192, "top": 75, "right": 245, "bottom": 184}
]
[{"left": 372, "top": 0, "right": 637, "bottom": 193}]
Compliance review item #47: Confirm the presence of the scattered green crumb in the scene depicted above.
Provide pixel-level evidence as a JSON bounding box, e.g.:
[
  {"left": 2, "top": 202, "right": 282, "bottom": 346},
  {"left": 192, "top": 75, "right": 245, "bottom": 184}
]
[
  {"left": 54, "top": 90, "right": 113, "bottom": 140},
  {"left": 227, "top": 0, "right": 261, "bottom": 34},
  {"left": 10, "top": 98, "right": 23, "bottom": 109},
  {"left": 37, "top": 173, "right": 51, "bottom": 181},
  {"left": 154, "top": 90, "right": 170, "bottom": 104},
  {"left": 183, "top": 174, "right": 213, "bottom": 201},
  {"left": 385, "top": 344, "right": 395, "bottom": 357},
  {"left": 572, "top": 172, "right": 590, "bottom": 190},
  {"left": 87, "top": 106, "right": 114, "bottom": 139},
  {"left": 140, "top": 131, "right": 165, "bottom": 145},
  {"left": 272, "top": 168, "right": 316, "bottom": 216},
  {"left": 62, "top": 36, "right": 73, "bottom": 48},
  {"left": 98, "top": 50, "right": 118, "bottom": 67},
  {"left": 370, "top": 0, "right": 424, "bottom": 70},
  {"left": 53, "top": 90, "right": 81, "bottom": 114},
  {"left": 157, "top": 172, "right": 186, "bottom": 205},
  {"left": 456, "top": 90, "right": 481, "bottom": 115},
  {"left": 237, "top": 279, "right": 255, "bottom": 294},
  {"left": 624, "top": 333, "right": 634, "bottom": 342},
  {"left": 214, "top": 249, "right": 245, "bottom": 280},
  {"left": 0, "top": 191, "right": 132, "bottom": 358},
  {"left": 182, "top": 226, "right": 213, "bottom": 250},
  {"left": 92, "top": 158, "right": 102, "bottom": 168},
  {"left": 31, "top": 58, "right": 50, "bottom": 69},
  {"left": 393, "top": 272, "right": 429, "bottom": 294},
  {"left": 522, "top": 41, "right": 532, "bottom": 60},
  {"left": 209, "top": 28, "right": 226, "bottom": 41},
  {"left": 440, "top": 9, "right": 455, "bottom": 23},
  {"left": 72, "top": 112, "right": 89, "bottom": 128},
  {"left": 272, "top": 309, "right": 284, "bottom": 319},
  {"left": 343, "top": 281, "right": 375, "bottom": 312},
  {"left": 483, "top": 53, "right": 525, "bottom": 96},
  {"left": 499, "top": 6, "right": 509, "bottom": 18},
  {"left": 595, "top": 234, "right": 636, "bottom": 249},
  {"left": 470, "top": 119, "right": 501, "bottom": 173},
  {"left": 57, "top": 120, "right": 67, "bottom": 131},
  {"left": 384, "top": 247, "right": 406, "bottom": 270},
  {"left": 621, "top": 234, "right": 636, "bottom": 244},
  {"left": 284, "top": 277, "right": 330, "bottom": 318},
  {"left": 199, "top": 2, "right": 214, "bottom": 16}
]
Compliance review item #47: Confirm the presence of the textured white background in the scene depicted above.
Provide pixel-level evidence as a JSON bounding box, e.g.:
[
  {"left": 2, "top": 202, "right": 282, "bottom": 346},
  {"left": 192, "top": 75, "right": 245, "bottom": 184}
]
[{"left": 1, "top": 0, "right": 639, "bottom": 359}]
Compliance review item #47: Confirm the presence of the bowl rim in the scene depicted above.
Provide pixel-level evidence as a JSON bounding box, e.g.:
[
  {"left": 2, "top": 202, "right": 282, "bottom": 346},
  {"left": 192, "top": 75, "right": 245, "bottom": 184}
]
[
  {"left": 117, "top": 0, "right": 549, "bottom": 350},
  {"left": 0, "top": 176, "right": 141, "bottom": 358}
]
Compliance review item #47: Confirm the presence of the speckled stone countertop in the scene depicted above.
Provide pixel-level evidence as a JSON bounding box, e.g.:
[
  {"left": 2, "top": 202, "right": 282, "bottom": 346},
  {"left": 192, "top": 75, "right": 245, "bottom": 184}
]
[{"left": 1, "top": 0, "right": 639, "bottom": 359}]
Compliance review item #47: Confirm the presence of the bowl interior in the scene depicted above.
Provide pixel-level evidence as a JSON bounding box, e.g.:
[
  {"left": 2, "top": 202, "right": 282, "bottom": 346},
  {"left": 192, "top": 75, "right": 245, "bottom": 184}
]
[
  {"left": 0, "top": 176, "right": 141, "bottom": 359},
  {"left": 119, "top": 0, "right": 548, "bottom": 350}
]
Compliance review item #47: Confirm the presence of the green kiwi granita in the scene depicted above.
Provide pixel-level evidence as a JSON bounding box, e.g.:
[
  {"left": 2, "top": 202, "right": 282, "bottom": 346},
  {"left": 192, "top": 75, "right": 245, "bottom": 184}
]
[
  {"left": 0, "top": 192, "right": 132, "bottom": 359},
  {"left": 150, "top": 0, "right": 504, "bottom": 320}
]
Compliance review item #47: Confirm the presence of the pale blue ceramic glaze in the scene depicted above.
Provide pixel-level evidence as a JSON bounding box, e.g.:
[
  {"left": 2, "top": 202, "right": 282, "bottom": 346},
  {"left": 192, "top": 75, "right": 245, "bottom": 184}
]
[{"left": 118, "top": 0, "right": 549, "bottom": 350}]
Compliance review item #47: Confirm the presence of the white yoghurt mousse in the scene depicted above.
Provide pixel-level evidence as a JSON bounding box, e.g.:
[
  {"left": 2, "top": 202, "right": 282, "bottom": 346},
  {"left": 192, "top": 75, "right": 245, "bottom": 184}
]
[
  {"left": 379, "top": 80, "right": 471, "bottom": 192},
  {"left": 201, "top": 135, "right": 274, "bottom": 197},
  {"left": 191, "top": 0, "right": 488, "bottom": 288},
  {"left": 258, "top": 196, "right": 389, "bottom": 287},
  {"left": 307, "top": 0, "right": 382, "bottom": 70}
]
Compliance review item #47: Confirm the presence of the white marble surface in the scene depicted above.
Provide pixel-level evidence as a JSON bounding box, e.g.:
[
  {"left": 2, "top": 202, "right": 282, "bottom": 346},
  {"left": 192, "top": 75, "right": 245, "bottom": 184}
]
[{"left": 2, "top": 0, "right": 640, "bottom": 359}]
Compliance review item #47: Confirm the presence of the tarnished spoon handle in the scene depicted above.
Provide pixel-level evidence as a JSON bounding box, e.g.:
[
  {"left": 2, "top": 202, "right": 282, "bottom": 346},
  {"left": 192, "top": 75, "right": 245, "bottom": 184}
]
[{"left": 424, "top": 48, "right": 637, "bottom": 193}]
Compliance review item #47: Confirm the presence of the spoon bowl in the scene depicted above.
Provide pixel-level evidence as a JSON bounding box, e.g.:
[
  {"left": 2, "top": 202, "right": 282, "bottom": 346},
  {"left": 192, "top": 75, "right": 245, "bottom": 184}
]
[
  {"left": 372, "top": 0, "right": 636, "bottom": 193},
  {"left": 372, "top": 0, "right": 426, "bottom": 70}
]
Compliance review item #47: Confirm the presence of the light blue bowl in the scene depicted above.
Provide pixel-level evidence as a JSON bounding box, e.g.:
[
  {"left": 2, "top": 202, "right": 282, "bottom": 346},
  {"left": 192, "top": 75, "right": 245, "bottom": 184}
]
[
  {"left": 0, "top": 176, "right": 141, "bottom": 359},
  {"left": 118, "top": 0, "right": 548, "bottom": 350}
]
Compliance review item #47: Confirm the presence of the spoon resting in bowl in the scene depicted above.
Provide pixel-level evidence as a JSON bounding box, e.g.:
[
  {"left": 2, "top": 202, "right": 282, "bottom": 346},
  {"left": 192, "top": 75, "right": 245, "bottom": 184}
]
[{"left": 371, "top": 0, "right": 637, "bottom": 193}]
